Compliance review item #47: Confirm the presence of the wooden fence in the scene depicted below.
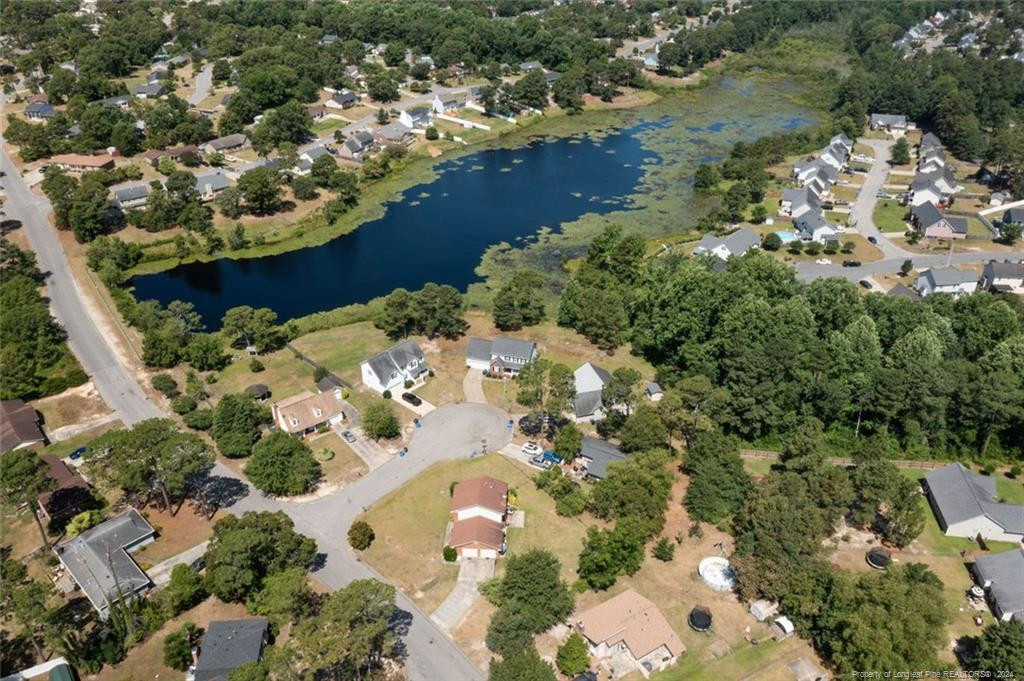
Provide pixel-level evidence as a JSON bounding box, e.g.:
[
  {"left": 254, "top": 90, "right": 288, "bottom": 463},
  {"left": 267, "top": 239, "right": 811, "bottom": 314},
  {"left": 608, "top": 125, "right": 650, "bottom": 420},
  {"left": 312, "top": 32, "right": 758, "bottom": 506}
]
[{"left": 740, "top": 449, "right": 946, "bottom": 471}]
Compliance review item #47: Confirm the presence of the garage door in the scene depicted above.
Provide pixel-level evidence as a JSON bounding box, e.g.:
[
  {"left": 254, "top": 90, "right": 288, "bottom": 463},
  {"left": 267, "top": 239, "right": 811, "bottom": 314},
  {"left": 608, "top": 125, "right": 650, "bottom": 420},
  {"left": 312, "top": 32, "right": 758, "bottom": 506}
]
[
  {"left": 479, "top": 549, "right": 498, "bottom": 559},
  {"left": 461, "top": 548, "right": 478, "bottom": 558}
]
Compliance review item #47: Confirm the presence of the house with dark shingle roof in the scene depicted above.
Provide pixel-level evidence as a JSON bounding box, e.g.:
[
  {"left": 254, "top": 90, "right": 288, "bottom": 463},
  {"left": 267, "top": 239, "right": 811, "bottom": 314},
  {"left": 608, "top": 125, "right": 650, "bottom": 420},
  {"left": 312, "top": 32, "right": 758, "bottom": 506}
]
[
  {"left": 869, "top": 113, "right": 908, "bottom": 131},
  {"left": 465, "top": 337, "right": 538, "bottom": 376},
  {"left": 1, "top": 399, "right": 46, "bottom": 449},
  {"left": 339, "top": 130, "right": 375, "bottom": 161},
  {"left": 980, "top": 260, "right": 1024, "bottom": 294},
  {"left": 972, "top": 550, "right": 1024, "bottom": 623},
  {"left": 573, "top": 362, "right": 612, "bottom": 421},
  {"left": 693, "top": 226, "right": 761, "bottom": 259},
  {"left": 911, "top": 201, "right": 965, "bottom": 240},
  {"left": 915, "top": 267, "right": 977, "bottom": 298},
  {"left": 111, "top": 183, "right": 151, "bottom": 210},
  {"left": 780, "top": 187, "right": 820, "bottom": 218},
  {"left": 25, "top": 101, "right": 55, "bottom": 120},
  {"left": 1003, "top": 207, "right": 1024, "bottom": 226},
  {"left": 360, "top": 340, "right": 428, "bottom": 394},
  {"left": 579, "top": 437, "right": 628, "bottom": 480},
  {"left": 133, "top": 82, "right": 165, "bottom": 98},
  {"left": 194, "top": 619, "right": 269, "bottom": 681},
  {"left": 923, "top": 463, "right": 1024, "bottom": 543}
]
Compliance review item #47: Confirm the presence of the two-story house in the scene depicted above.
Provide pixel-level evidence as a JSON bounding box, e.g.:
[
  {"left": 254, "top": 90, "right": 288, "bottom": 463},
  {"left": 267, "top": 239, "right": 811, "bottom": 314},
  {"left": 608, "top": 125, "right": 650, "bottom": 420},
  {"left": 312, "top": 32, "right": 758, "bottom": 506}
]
[
  {"left": 465, "top": 337, "right": 538, "bottom": 377},
  {"left": 271, "top": 387, "right": 346, "bottom": 437},
  {"left": 360, "top": 340, "right": 429, "bottom": 393}
]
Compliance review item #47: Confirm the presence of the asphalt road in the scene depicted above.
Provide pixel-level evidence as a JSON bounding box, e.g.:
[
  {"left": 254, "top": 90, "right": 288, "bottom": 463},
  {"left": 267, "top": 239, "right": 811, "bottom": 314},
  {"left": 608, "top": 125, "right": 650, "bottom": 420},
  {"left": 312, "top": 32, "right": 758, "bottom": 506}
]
[
  {"left": 846, "top": 138, "right": 912, "bottom": 260},
  {"left": 187, "top": 63, "right": 214, "bottom": 106}
]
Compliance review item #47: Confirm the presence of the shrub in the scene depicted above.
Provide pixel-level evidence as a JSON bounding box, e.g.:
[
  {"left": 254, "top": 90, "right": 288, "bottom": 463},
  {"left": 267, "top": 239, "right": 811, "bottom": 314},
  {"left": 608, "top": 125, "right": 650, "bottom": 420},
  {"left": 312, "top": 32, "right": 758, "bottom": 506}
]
[
  {"left": 184, "top": 408, "right": 214, "bottom": 431},
  {"left": 425, "top": 126, "right": 439, "bottom": 140},
  {"left": 688, "top": 521, "right": 704, "bottom": 539},
  {"left": 151, "top": 373, "right": 179, "bottom": 397},
  {"left": 244, "top": 432, "right": 321, "bottom": 496},
  {"left": 66, "top": 510, "right": 103, "bottom": 537},
  {"left": 382, "top": 389, "right": 392, "bottom": 399},
  {"left": 762, "top": 232, "right": 782, "bottom": 251},
  {"left": 841, "top": 240, "right": 855, "bottom": 253},
  {"left": 787, "top": 241, "right": 803, "bottom": 255},
  {"left": 163, "top": 622, "right": 201, "bottom": 671},
  {"left": 556, "top": 632, "right": 590, "bottom": 677},
  {"left": 171, "top": 395, "right": 197, "bottom": 414},
  {"left": 653, "top": 537, "right": 675, "bottom": 562},
  {"left": 314, "top": 366, "right": 328, "bottom": 382},
  {"left": 348, "top": 520, "right": 375, "bottom": 550},
  {"left": 161, "top": 563, "right": 207, "bottom": 616},
  {"left": 362, "top": 400, "right": 400, "bottom": 439},
  {"left": 443, "top": 546, "right": 457, "bottom": 562},
  {"left": 249, "top": 359, "right": 265, "bottom": 373},
  {"left": 1009, "top": 465, "right": 1021, "bottom": 479},
  {"left": 982, "top": 462, "right": 997, "bottom": 475},
  {"left": 403, "top": 379, "right": 413, "bottom": 389}
]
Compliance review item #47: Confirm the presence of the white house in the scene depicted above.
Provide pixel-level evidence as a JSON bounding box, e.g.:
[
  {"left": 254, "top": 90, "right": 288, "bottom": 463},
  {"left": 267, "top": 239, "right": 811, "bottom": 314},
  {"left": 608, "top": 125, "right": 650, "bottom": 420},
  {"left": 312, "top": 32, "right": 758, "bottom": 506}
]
[
  {"left": 693, "top": 227, "right": 760, "bottom": 260},
  {"left": 793, "top": 211, "right": 838, "bottom": 244},
  {"left": 399, "top": 106, "right": 432, "bottom": 129},
  {"left": 924, "top": 463, "right": 1024, "bottom": 543},
  {"left": 869, "top": 113, "right": 910, "bottom": 132},
  {"left": 448, "top": 475, "right": 508, "bottom": 559},
  {"left": 915, "top": 267, "right": 978, "bottom": 298},
  {"left": 979, "top": 261, "right": 1024, "bottom": 294},
  {"left": 465, "top": 337, "right": 538, "bottom": 376},
  {"left": 271, "top": 389, "right": 346, "bottom": 437},
  {"left": 780, "top": 187, "right": 819, "bottom": 218},
  {"left": 972, "top": 550, "right": 1024, "bottom": 622},
  {"left": 360, "top": 340, "right": 428, "bottom": 394},
  {"left": 818, "top": 142, "right": 848, "bottom": 170},
  {"left": 911, "top": 181, "right": 943, "bottom": 207},
  {"left": 573, "top": 362, "right": 612, "bottom": 421}
]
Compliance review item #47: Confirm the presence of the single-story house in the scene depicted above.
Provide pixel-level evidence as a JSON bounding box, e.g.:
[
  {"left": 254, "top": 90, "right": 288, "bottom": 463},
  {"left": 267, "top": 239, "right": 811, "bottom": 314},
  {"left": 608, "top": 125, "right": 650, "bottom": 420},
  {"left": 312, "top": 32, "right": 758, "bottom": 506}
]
[
  {"left": 228, "top": 158, "right": 281, "bottom": 181},
  {"left": 38, "top": 454, "right": 92, "bottom": 521},
  {"left": 54, "top": 509, "right": 155, "bottom": 618},
  {"left": 111, "top": 183, "right": 150, "bottom": 210},
  {"left": 574, "top": 588, "right": 685, "bottom": 678},
  {"left": 194, "top": 618, "right": 269, "bottom": 681},
  {"left": 360, "top": 340, "right": 428, "bottom": 394},
  {"left": 326, "top": 89, "right": 359, "bottom": 109},
  {"left": 48, "top": 153, "right": 115, "bottom": 173},
  {"left": 519, "top": 61, "right": 544, "bottom": 72},
  {"left": 979, "top": 261, "right": 1024, "bottom": 294},
  {"left": 95, "top": 95, "right": 132, "bottom": 109},
  {"left": 989, "top": 191, "right": 1009, "bottom": 207},
  {"left": 573, "top": 362, "right": 612, "bottom": 421},
  {"left": 339, "top": 130, "right": 375, "bottom": 160},
  {"left": 133, "top": 83, "right": 165, "bottom": 99},
  {"left": 886, "top": 283, "right": 921, "bottom": 299},
  {"left": 201, "top": 133, "right": 248, "bottom": 156},
  {"left": 319, "top": 33, "right": 338, "bottom": 46},
  {"left": 915, "top": 267, "right": 978, "bottom": 298},
  {"left": 972, "top": 550, "right": 1024, "bottom": 623},
  {"left": 450, "top": 475, "right": 508, "bottom": 523},
  {"left": 869, "top": 113, "right": 909, "bottom": 131},
  {"left": 293, "top": 145, "right": 332, "bottom": 175},
  {"left": 25, "top": 101, "right": 55, "bottom": 120},
  {"left": 645, "top": 382, "right": 663, "bottom": 402},
  {"left": 579, "top": 437, "right": 628, "bottom": 480},
  {"left": 693, "top": 226, "right": 760, "bottom": 259},
  {"left": 779, "top": 187, "right": 820, "bottom": 218},
  {"left": 194, "top": 171, "right": 231, "bottom": 201},
  {"left": 911, "top": 201, "right": 965, "bottom": 239},
  {"left": 465, "top": 337, "right": 539, "bottom": 377},
  {"left": 431, "top": 92, "right": 470, "bottom": 114},
  {"left": 1, "top": 399, "right": 46, "bottom": 449},
  {"left": 923, "top": 463, "right": 1024, "bottom": 543},
  {"left": 1003, "top": 208, "right": 1024, "bottom": 226},
  {"left": 374, "top": 121, "right": 413, "bottom": 146},
  {"left": 271, "top": 388, "right": 346, "bottom": 437},
  {"left": 449, "top": 516, "right": 506, "bottom": 559},
  {"left": 141, "top": 145, "right": 199, "bottom": 167},
  {"left": 307, "top": 105, "right": 327, "bottom": 122},
  {"left": 792, "top": 211, "right": 837, "bottom": 244}
]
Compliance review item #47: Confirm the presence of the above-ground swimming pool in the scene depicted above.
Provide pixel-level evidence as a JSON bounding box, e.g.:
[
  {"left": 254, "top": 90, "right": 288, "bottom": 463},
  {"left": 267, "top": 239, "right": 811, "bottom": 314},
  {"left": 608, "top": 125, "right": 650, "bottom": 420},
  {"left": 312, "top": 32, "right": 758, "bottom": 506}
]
[{"left": 698, "top": 556, "right": 737, "bottom": 592}]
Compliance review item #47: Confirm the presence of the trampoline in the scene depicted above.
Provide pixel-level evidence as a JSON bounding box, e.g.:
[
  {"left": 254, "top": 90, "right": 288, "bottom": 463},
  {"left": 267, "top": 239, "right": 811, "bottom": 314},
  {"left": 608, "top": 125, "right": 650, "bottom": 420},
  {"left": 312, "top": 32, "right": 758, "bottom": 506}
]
[
  {"left": 698, "top": 556, "right": 737, "bottom": 592},
  {"left": 688, "top": 606, "right": 713, "bottom": 632},
  {"left": 866, "top": 547, "right": 892, "bottom": 570}
]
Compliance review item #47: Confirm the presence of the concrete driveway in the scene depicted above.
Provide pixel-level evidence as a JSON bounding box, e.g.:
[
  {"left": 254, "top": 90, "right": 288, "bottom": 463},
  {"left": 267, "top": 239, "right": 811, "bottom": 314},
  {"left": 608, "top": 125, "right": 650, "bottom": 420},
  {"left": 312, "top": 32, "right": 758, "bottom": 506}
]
[
  {"left": 148, "top": 540, "right": 209, "bottom": 587},
  {"left": 332, "top": 423, "right": 392, "bottom": 470},
  {"left": 462, "top": 368, "right": 487, "bottom": 404},
  {"left": 431, "top": 557, "right": 495, "bottom": 632},
  {"left": 391, "top": 391, "right": 436, "bottom": 417}
]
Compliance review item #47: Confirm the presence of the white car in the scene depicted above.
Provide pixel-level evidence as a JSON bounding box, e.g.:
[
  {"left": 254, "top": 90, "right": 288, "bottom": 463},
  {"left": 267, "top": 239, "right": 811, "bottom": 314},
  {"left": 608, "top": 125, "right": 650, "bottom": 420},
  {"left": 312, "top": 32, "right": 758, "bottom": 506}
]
[
  {"left": 815, "top": 258, "right": 832, "bottom": 265},
  {"left": 521, "top": 442, "right": 541, "bottom": 457}
]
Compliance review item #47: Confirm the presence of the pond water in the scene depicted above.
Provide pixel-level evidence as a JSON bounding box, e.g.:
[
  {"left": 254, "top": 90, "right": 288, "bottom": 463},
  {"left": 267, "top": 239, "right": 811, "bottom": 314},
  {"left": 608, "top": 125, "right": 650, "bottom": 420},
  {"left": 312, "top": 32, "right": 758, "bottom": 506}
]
[{"left": 132, "top": 80, "right": 814, "bottom": 326}]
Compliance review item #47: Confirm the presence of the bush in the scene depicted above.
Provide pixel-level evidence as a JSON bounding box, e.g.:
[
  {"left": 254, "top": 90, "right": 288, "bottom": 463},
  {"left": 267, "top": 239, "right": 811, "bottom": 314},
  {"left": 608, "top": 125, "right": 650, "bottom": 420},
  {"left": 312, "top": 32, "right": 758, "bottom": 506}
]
[
  {"left": 762, "top": 232, "right": 782, "bottom": 251},
  {"left": 314, "top": 365, "right": 328, "bottom": 382},
  {"left": 163, "top": 622, "right": 201, "bottom": 671},
  {"left": 348, "top": 520, "right": 375, "bottom": 550},
  {"left": 362, "top": 400, "right": 400, "bottom": 439},
  {"left": 556, "top": 632, "right": 590, "bottom": 676},
  {"left": 161, "top": 564, "right": 207, "bottom": 616},
  {"left": 403, "top": 379, "right": 414, "bottom": 389},
  {"left": 171, "top": 395, "right": 197, "bottom": 414},
  {"left": 787, "top": 241, "right": 803, "bottom": 255},
  {"left": 66, "top": 510, "right": 103, "bottom": 537},
  {"left": 425, "top": 126, "right": 439, "bottom": 140},
  {"left": 841, "top": 240, "right": 855, "bottom": 253},
  {"left": 653, "top": 537, "right": 675, "bottom": 561},
  {"left": 1009, "top": 465, "right": 1021, "bottom": 478},
  {"left": 382, "top": 389, "right": 392, "bottom": 399},
  {"left": 152, "top": 373, "right": 179, "bottom": 397},
  {"left": 249, "top": 359, "right": 265, "bottom": 373},
  {"left": 183, "top": 408, "right": 214, "bottom": 431},
  {"left": 443, "top": 546, "right": 457, "bottom": 562}
]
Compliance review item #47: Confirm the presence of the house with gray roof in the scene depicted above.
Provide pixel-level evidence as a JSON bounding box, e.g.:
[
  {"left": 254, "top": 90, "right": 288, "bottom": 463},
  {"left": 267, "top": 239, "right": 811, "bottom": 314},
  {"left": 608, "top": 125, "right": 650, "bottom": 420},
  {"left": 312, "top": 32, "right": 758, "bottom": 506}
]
[
  {"left": 194, "top": 618, "right": 269, "bottom": 681},
  {"left": 195, "top": 171, "right": 231, "bottom": 201},
  {"left": 911, "top": 201, "right": 965, "bottom": 239},
  {"left": 293, "top": 145, "right": 332, "bottom": 175},
  {"left": 573, "top": 362, "right": 612, "bottom": 421},
  {"left": 319, "top": 33, "right": 339, "bottom": 46},
  {"left": 25, "top": 101, "right": 55, "bottom": 120},
  {"left": 780, "top": 187, "right": 820, "bottom": 218},
  {"left": 54, "top": 509, "right": 155, "bottom": 618},
  {"left": 374, "top": 121, "right": 413, "bottom": 145},
  {"left": 1003, "top": 208, "right": 1024, "bottom": 226},
  {"left": 326, "top": 89, "right": 359, "bottom": 109},
  {"left": 360, "top": 340, "right": 428, "bottom": 393},
  {"left": 465, "top": 337, "right": 538, "bottom": 376},
  {"left": 579, "top": 437, "right": 628, "bottom": 480},
  {"left": 133, "top": 82, "right": 165, "bottom": 99},
  {"left": 111, "top": 183, "right": 150, "bottom": 210},
  {"left": 979, "top": 260, "right": 1024, "bottom": 294},
  {"left": 923, "top": 463, "right": 1024, "bottom": 543},
  {"left": 519, "top": 61, "right": 544, "bottom": 72},
  {"left": 919, "top": 132, "right": 942, "bottom": 153},
  {"left": 915, "top": 267, "right": 978, "bottom": 298},
  {"left": 339, "top": 130, "right": 375, "bottom": 161},
  {"left": 869, "top": 113, "right": 909, "bottom": 131},
  {"left": 693, "top": 227, "right": 761, "bottom": 260},
  {"left": 829, "top": 133, "right": 853, "bottom": 153},
  {"left": 201, "top": 133, "right": 249, "bottom": 156},
  {"left": 792, "top": 211, "right": 838, "bottom": 244},
  {"left": 972, "top": 550, "right": 1024, "bottom": 623}
]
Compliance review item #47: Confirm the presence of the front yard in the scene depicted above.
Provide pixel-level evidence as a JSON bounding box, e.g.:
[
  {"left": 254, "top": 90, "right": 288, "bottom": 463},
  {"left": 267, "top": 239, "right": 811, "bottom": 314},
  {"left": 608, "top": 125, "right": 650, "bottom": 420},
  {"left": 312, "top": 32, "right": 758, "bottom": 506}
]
[{"left": 874, "top": 199, "right": 908, "bottom": 233}]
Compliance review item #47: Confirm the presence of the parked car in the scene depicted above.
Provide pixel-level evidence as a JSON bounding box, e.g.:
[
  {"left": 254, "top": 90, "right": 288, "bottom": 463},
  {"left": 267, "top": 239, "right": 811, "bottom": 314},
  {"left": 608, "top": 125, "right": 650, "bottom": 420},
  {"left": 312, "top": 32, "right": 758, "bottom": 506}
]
[
  {"left": 842, "top": 260, "right": 862, "bottom": 267},
  {"left": 521, "top": 442, "right": 541, "bottom": 457},
  {"left": 867, "top": 236, "right": 878, "bottom": 244},
  {"left": 69, "top": 447, "right": 87, "bottom": 460},
  {"left": 341, "top": 430, "right": 357, "bottom": 443},
  {"left": 543, "top": 450, "right": 562, "bottom": 464},
  {"left": 815, "top": 258, "right": 832, "bottom": 265},
  {"left": 859, "top": 279, "right": 874, "bottom": 289},
  {"left": 529, "top": 454, "right": 553, "bottom": 469},
  {"left": 401, "top": 392, "right": 422, "bottom": 406}
]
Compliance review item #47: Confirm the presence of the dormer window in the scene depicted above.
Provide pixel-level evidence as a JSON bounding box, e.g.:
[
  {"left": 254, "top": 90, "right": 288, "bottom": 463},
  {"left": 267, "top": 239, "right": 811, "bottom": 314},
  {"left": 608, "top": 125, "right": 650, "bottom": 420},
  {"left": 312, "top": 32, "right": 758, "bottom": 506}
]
[
  {"left": 290, "top": 418, "right": 299, "bottom": 427},
  {"left": 314, "top": 408, "right": 323, "bottom": 418}
]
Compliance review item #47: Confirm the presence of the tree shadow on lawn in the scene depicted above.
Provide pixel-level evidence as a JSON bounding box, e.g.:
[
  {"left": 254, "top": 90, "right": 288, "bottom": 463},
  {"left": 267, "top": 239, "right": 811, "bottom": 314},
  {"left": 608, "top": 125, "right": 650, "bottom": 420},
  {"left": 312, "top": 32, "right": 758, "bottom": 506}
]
[{"left": 190, "top": 472, "right": 249, "bottom": 518}]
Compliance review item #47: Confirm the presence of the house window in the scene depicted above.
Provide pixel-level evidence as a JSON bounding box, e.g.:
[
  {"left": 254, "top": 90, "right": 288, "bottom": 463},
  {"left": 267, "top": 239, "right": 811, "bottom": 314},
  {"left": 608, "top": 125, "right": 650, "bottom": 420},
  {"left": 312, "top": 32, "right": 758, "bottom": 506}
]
[
  {"left": 290, "top": 418, "right": 299, "bottom": 427},
  {"left": 314, "top": 408, "right": 323, "bottom": 418}
]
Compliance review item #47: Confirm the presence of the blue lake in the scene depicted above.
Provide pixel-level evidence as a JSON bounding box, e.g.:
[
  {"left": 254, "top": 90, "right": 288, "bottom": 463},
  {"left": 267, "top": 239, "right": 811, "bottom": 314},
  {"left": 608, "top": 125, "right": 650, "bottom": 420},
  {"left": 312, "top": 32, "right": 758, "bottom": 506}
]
[{"left": 132, "top": 83, "right": 814, "bottom": 326}]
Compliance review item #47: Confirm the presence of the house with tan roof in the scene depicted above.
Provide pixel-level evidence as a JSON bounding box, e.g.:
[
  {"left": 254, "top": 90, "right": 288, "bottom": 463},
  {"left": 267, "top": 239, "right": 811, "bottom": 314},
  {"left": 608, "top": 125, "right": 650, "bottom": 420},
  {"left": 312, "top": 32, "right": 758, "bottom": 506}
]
[
  {"left": 574, "top": 588, "right": 685, "bottom": 678},
  {"left": 47, "top": 153, "right": 115, "bottom": 173},
  {"left": 271, "top": 388, "right": 346, "bottom": 437}
]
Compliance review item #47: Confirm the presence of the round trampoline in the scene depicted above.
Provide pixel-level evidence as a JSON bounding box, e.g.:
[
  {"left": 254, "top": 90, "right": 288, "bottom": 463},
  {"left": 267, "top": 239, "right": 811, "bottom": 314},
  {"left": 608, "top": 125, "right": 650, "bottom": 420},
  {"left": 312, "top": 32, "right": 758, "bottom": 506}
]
[
  {"left": 698, "top": 556, "right": 737, "bottom": 592},
  {"left": 865, "top": 547, "right": 892, "bottom": 570},
  {"left": 688, "top": 606, "right": 713, "bottom": 632}
]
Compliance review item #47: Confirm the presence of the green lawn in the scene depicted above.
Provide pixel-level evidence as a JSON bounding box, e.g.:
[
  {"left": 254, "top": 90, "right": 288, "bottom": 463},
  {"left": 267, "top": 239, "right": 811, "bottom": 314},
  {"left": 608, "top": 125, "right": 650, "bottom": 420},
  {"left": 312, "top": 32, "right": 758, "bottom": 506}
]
[
  {"left": 996, "top": 475, "right": 1024, "bottom": 504},
  {"left": 742, "top": 457, "right": 776, "bottom": 478},
  {"left": 209, "top": 346, "right": 315, "bottom": 403},
  {"left": 651, "top": 636, "right": 812, "bottom": 681},
  {"left": 873, "top": 199, "right": 908, "bottom": 233},
  {"left": 291, "top": 321, "right": 392, "bottom": 384}
]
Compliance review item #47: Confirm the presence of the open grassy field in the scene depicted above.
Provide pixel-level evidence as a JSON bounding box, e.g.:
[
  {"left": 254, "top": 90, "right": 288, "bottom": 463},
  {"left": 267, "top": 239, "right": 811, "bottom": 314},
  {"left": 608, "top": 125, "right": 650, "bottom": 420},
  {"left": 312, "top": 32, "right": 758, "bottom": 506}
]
[
  {"left": 291, "top": 321, "right": 392, "bottom": 385},
  {"left": 206, "top": 345, "right": 316, "bottom": 404},
  {"left": 874, "top": 199, "right": 908, "bottom": 232}
]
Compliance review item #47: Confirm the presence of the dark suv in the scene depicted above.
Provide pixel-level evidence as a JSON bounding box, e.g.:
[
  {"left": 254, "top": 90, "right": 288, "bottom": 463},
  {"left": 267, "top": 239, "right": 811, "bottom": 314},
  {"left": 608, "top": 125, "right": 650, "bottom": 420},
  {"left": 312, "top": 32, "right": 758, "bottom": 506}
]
[{"left": 401, "top": 392, "right": 422, "bottom": 407}]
